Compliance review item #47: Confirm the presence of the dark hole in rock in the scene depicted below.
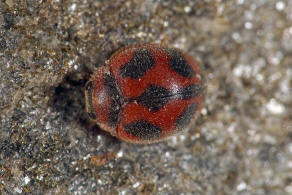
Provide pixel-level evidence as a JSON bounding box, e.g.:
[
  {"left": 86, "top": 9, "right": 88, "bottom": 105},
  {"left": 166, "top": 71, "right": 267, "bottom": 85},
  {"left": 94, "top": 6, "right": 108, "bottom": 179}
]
[{"left": 52, "top": 74, "right": 120, "bottom": 154}]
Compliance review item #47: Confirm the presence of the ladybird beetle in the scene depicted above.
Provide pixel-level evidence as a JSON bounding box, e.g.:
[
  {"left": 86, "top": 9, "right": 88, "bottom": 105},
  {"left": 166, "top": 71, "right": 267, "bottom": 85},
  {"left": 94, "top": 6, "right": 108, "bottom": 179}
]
[{"left": 85, "top": 44, "right": 205, "bottom": 144}]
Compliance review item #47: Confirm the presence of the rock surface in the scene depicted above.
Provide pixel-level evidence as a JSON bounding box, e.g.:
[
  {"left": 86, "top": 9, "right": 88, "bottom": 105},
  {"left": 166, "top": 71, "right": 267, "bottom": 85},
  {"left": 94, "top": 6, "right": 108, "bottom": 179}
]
[{"left": 1, "top": 0, "right": 292, "bottom": 194}]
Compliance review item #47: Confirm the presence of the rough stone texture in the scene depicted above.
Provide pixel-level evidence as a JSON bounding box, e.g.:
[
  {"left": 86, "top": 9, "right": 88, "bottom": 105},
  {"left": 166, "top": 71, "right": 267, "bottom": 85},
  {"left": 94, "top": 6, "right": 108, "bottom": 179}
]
[{"left": 1, "top": 0, "right": 292, "bottom": 194}]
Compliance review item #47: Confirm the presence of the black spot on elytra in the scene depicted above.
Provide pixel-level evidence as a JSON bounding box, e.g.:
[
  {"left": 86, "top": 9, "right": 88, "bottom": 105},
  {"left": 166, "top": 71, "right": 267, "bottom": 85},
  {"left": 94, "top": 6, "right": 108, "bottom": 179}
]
[
  {"left": 167, "top": 49, "right": 195, "bottom": 78},
  {"left": 176, "top": 103, "right": 198, "bottom": 130},
  {"left": 104, "top": 74, "right": 122, "bottom": 127},
  {"left": 85, "top": 81, "right": 97, "bottom": 120},
  {"left": 124, "top": 120, "right": 161, "bottom": 140},
  {"left": 136, "top": 85, "right": 171, "bottom": 111},
  {"left": 118, "top": 49, "right": 155, "bottom": 79},
  {"left": 178, "top": 84, "right": 202, "bottom": 99}
]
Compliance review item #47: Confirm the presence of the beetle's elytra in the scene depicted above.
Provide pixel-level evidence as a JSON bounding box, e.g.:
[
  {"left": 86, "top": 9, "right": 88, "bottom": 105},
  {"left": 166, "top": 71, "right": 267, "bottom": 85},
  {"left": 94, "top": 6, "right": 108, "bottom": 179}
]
[{"left": 85, "top": 44, "right": 205, "bottom": 144}]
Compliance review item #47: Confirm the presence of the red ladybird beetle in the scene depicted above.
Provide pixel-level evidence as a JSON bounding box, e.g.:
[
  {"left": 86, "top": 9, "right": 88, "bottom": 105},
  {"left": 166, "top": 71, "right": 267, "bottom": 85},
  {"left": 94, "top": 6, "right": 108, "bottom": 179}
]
[{"left": 85, "top": 44, "right": 205, "bottom": 144}]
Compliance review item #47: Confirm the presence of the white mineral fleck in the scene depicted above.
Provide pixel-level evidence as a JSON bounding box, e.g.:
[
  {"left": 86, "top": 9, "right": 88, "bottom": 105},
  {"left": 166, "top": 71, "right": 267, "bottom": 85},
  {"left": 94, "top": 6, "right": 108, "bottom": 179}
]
[
  {"left": 237, "top": 182, "right": 247, "bottom": 191},
  {"left": 24, "top": 176, "right": 30, "bottom": 185},
  {"left": 276, "top": 1, "right": 285, "bottom": 11},
  {"left": 266, "top": 98, "right": 285, "bottom": 114}
]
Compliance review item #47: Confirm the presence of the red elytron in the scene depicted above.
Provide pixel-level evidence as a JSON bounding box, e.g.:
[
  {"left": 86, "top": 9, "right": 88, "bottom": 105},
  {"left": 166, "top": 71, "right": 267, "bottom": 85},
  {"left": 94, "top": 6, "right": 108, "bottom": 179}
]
[{"left": 85, "top": 44, "right": 205, "bottom": 144}]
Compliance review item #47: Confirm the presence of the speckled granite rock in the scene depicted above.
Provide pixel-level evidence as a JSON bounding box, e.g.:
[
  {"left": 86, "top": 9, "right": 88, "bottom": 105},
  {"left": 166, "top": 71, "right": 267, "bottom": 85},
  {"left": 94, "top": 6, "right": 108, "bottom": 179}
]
[{"left": 1, "top": 0, "right": 292, "bottom": 194}]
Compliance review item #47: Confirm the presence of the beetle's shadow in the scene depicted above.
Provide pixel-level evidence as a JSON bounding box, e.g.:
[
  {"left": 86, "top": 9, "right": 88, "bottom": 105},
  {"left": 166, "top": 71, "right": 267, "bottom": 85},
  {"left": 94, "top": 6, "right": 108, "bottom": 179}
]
[{"left": 52, "top": 73, "right": 120, "bottom": 152}]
